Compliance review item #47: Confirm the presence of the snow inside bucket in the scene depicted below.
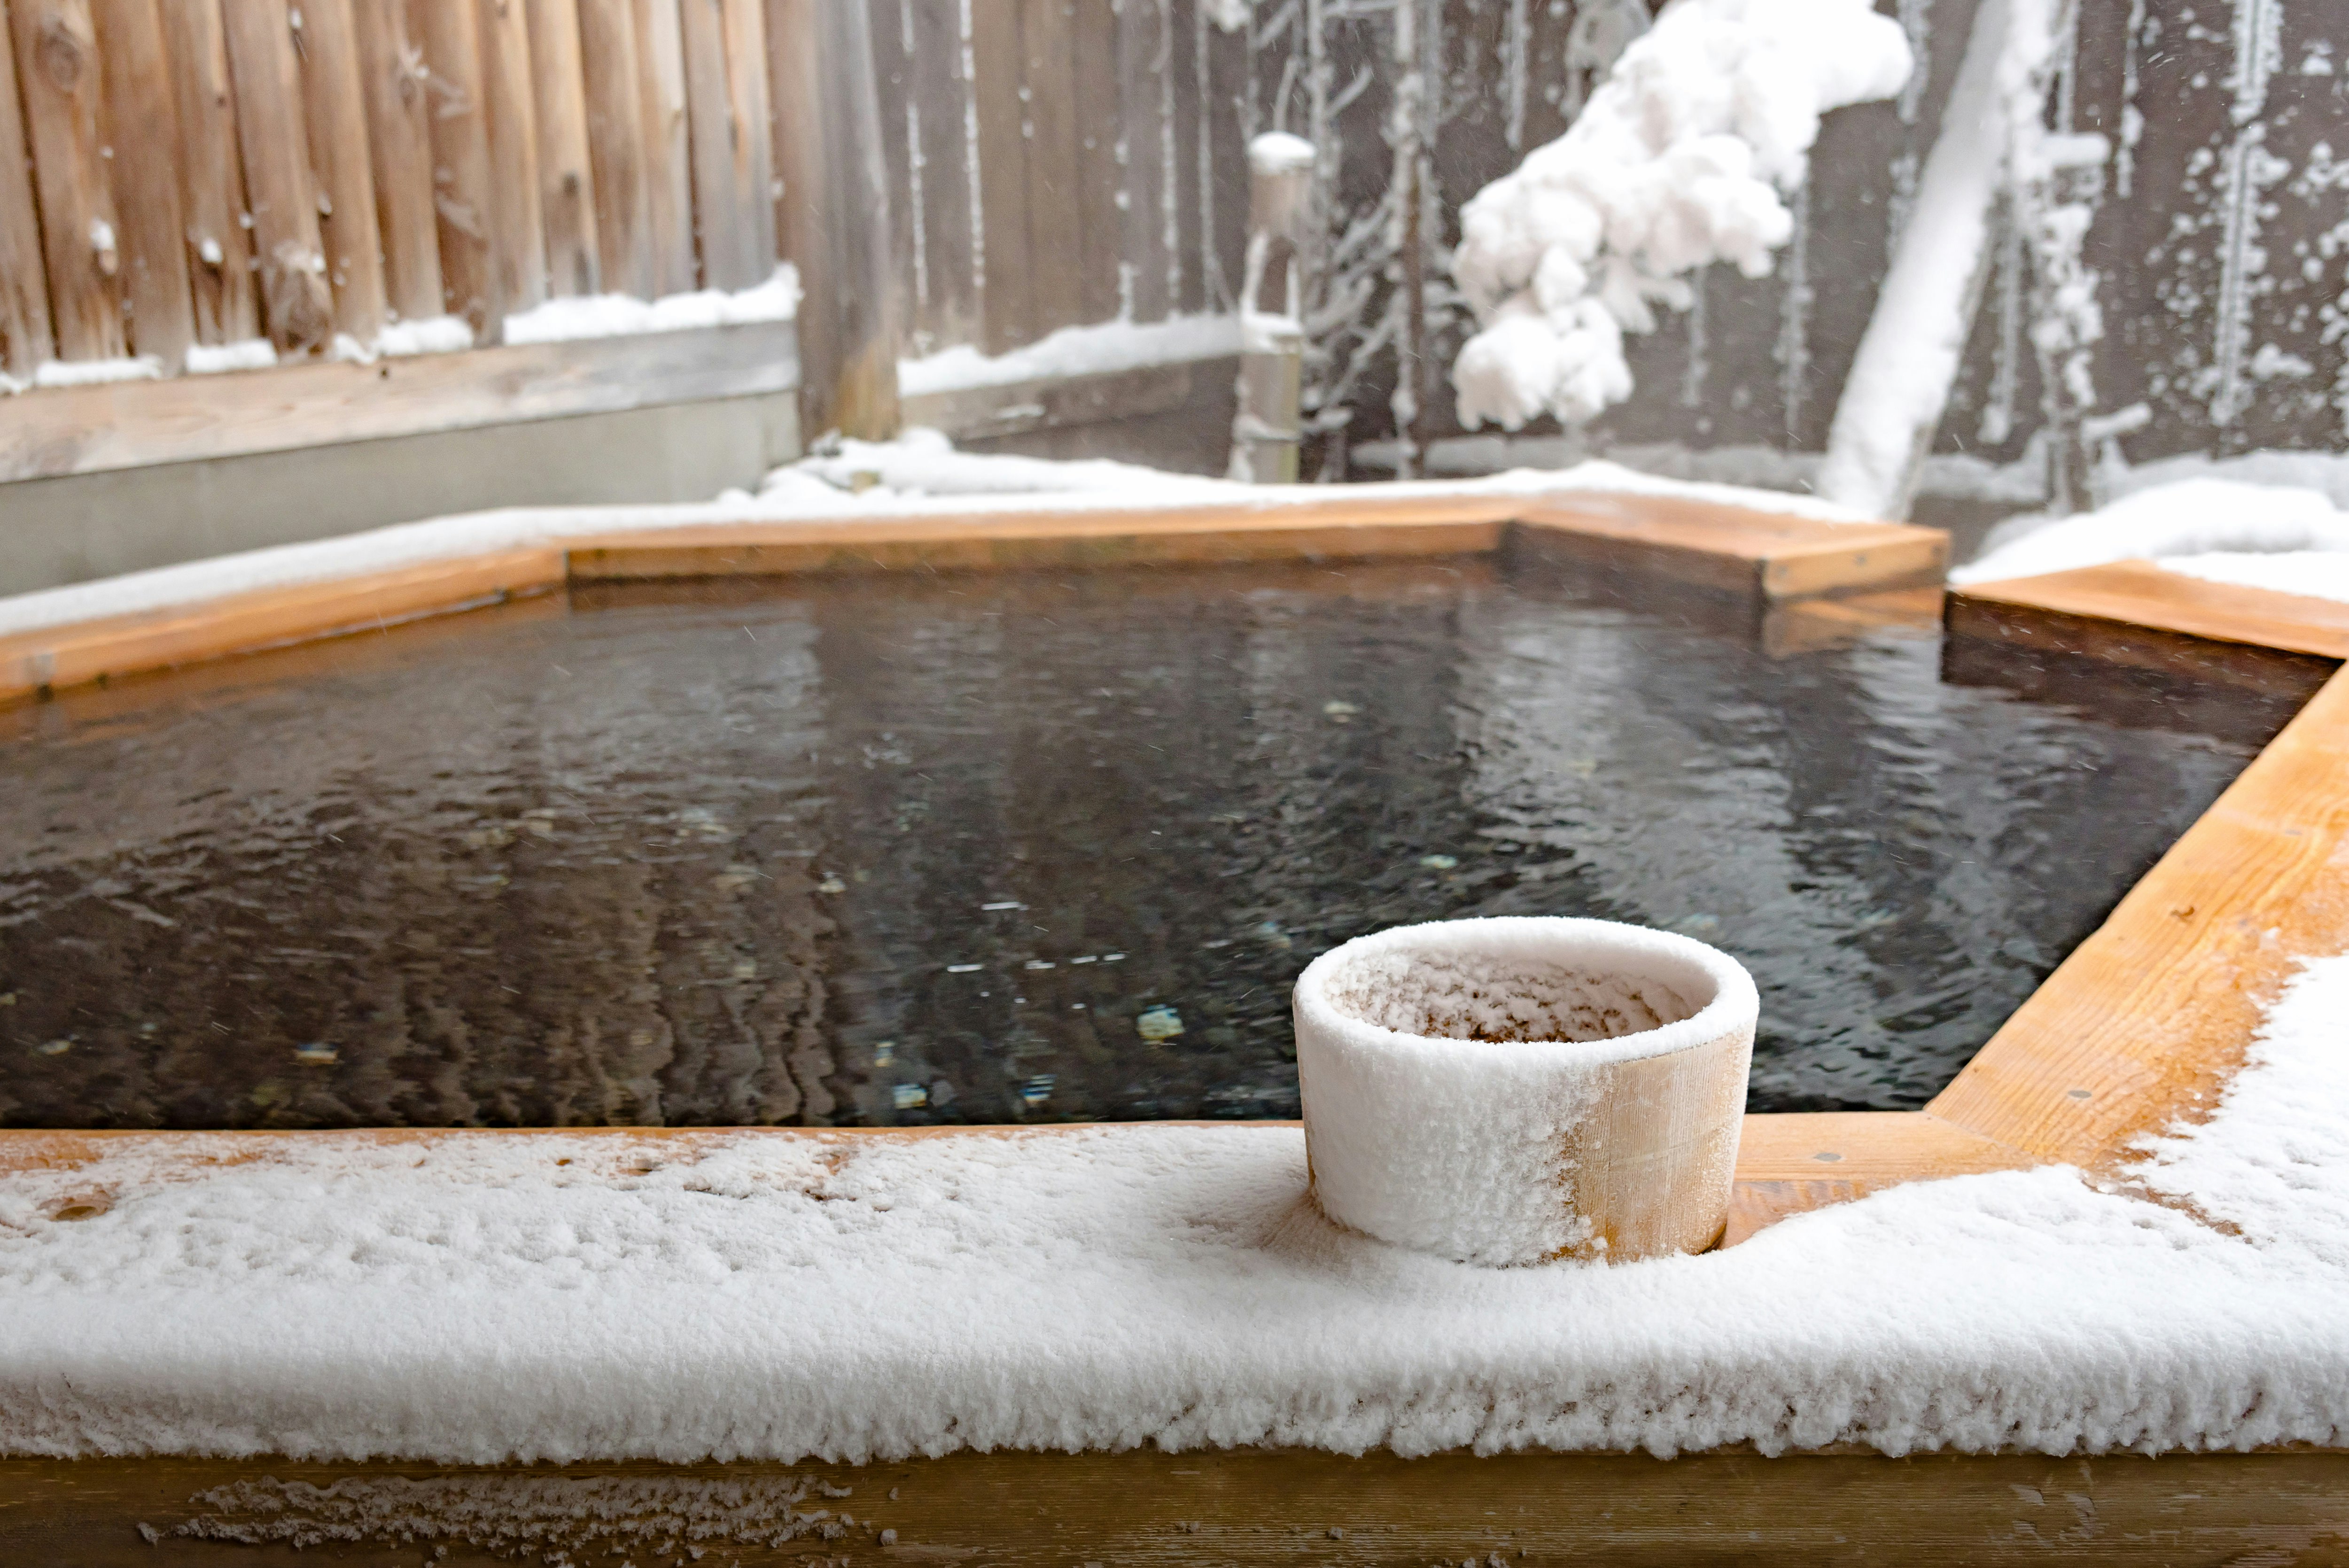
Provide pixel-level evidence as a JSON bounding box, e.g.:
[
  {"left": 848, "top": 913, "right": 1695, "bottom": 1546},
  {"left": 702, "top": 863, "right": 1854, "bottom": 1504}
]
[{"left": 1295, "top": 917, "right": 1757, "bottom": 1267}]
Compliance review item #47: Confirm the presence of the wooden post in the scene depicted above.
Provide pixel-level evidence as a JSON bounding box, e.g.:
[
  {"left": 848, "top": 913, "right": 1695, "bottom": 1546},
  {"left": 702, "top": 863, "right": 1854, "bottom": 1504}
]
[
  {"left": 476, "top": 0, "right": 548, "bottom": 324},
  {"left": 678, "top": 0, "right": 772, "bottom": 292},
  {"left": 771, "top": 0, "right": 901, "bottom": 439},
  {"left": 160, "top": 0, "right": 261, "bottom": 345},
  {"left": 219, "top": 0, "right": 333, "bottom": 354},
  {"left": 349, "top": 0, "right": 443, "bottom": 326},
  {"left": 630, "top": 0, "right": 695, "bottom": 294},
  {"left": 91, "top": 0, "right": 195, "bottom": 369},
  {"left": 8, "top": 0, "right": 127, "bottom": 362},
  {"left": 0, "top": 1, "right": 60, "bottom": 373},
  {"left": 576, "top": 0, "right": 651, "bottom": 297},
  {"left": 900, "top": 0, "right": 979, "bottom": 351},
  {"left": 1229, "top": 132, "right": 1309, "bottom": 484},
  {"left": 410, "top": 0, "right": 495, "bottom": 333},
  {"left": 525, "top": 0, "right": 600, "bottom": 297},
  {"left": 294, "top": 0, "right": 389, "bottom": 343}
]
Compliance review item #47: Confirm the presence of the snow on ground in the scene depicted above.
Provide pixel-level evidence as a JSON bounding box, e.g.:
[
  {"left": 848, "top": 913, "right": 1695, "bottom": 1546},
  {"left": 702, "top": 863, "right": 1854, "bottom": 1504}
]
[
  {"left": 501, "top": 268, "right": 801, "bottom": 347},
  {"left": 1, "top": 955, "right": 2345, "bottom": 1464},
  {"left": 897, "top": 314, "right": 1242, "bottom": 398},
  {"left": 1449, "top": 0, "right": 1912, "bottom": 430},
  {"left": 0, "top": 443, "right": 1869, "bottom": 642},
  {"left": 1954, "top": 477, "right": 2349, "bottom": 598}
]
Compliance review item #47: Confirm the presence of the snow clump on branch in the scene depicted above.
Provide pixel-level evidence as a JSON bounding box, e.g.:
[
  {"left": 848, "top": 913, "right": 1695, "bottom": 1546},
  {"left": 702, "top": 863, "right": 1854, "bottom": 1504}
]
[{"left": 1450, "top": 0, "right": 1913, "bottom": 431}]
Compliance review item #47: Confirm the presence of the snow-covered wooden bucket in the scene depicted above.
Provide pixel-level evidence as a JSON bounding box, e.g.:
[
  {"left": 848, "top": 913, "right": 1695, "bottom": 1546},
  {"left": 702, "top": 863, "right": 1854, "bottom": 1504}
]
[{"left": 1294, "top": 916, "right": 1758, "bottom": 1265}]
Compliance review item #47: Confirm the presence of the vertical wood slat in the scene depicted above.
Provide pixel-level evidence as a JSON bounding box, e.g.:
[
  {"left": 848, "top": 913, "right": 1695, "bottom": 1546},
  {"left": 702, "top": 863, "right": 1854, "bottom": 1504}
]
[
  {"left": 349, "top": 0, "right": 441, "bottom": 324},
  {"left": 576, "top": 0, "right": 650, "bottom": 296},
  {"left": 1017, "top": 0, "right": 1082, "bottom": 337},
  {"left": 293, "top": 0, "right": 388, "bottom": 341},
  {"left": 1070, "top": 0, "right": 1121, "bottom": 326},
  {"left": 904, "top": 0, "right": 977, "bottom": 351},
  {"left": 524, "top": 0, "right": 599, "bottom": 296},
  {"left": 91, "top": 0, "right": 194, "bottom": 367},
  {"left": 161, "top": 0, "right": 260, "bottom": 344},
  {"left": 1116, "top": 0, "right": 1170, "bottom": 325},
  {"left": 0, "top": 0, "right": 60, "bottom": 371},
  {"left": 968, "top": 0, "right": 1030, "bottom": 351},
  {"left": 476, "top": 0, "right": 548, "bottom": 324},
  {"left": 219, "top": 0, "right": 332, "bottom": 354},
  {"left": 865, "top": 0, "right": 917, "bottom": 339},
  {"left": 9, "top": 0, "right": 126, "bottom": 361},
  {"left": 1167, "top": 0, "right": 1203, "bottom": 313},
  {"left": 410, "top": 0, "right": 494, "bottom": 332},
  {"left": 630, "top": 0, "right": 694, "bottom": 292},
  {"left": 677, "top": 0, "right": 772, "bottom": 291}
]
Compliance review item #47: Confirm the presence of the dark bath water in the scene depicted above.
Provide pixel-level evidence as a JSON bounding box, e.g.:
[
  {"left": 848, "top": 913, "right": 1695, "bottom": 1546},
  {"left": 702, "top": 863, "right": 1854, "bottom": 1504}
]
[{"left": 0, "top": 554, "right": 2277, "bottom": 1128}]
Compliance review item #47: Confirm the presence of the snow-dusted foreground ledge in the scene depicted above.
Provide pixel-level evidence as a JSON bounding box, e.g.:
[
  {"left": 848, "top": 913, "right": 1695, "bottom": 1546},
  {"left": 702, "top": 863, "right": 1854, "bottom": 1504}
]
[{"left": 2, "top": 955, "right": 2345, "bottom": 1465}]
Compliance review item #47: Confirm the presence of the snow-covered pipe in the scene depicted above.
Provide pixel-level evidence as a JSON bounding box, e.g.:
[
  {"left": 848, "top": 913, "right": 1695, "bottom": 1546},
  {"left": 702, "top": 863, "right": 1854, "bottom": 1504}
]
[{"left": 1294, "top": 917, "right": 1757, "bottom": 1266}]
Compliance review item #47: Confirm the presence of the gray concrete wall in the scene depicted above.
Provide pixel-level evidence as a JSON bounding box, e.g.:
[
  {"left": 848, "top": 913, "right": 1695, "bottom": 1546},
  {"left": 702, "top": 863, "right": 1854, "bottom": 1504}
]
[{"left": 0, "top": 393, "right": 801, "bottom": 597}]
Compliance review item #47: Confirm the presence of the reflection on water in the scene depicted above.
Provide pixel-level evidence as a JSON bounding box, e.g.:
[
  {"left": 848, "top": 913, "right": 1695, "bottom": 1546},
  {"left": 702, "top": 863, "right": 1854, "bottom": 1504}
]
[{"left": 0, "top": 555, "right": 2268, "bottom": 1127}]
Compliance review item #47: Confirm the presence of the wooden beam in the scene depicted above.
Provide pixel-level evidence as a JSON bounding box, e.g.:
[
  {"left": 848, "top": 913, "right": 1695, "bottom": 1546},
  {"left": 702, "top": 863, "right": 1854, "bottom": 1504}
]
[
  {"left": 0, "top": 316, "right": 798, "bottom": 483},
  {"left": 411, "top": 0, "right": 495, "bottom": 333},
  {"left": 90, "top": 0, "right": 194, "bottom": 368},
  {"left": 8, "top": 0, "right": 126, "bottom": 361},
  {"left": 348, "top": 0, "right": 442, "bottom": 326},
  {"left": 0, "top": 0, "right": 59, "bottom": 373},
  {"left": 630, "top": 0, "right": 695, "bottom": 294},
  {"left": 576, "top": 0, "right": 652, "bottom": 297},
  {"left": 218, "top": 0, "right": 334, "bottom": 354},
  {"left": 1725, "top": 1110, "right": 2030, "bottom": 1244},
  {"left": 1515, "top": 496, "right": 1951, "bottom": 599},
  {"left": 1950, "top": 559, "right": 2349, "bottom": 662},
  {"left": 292, "top": 0, "right": 389, "bottom": 342},
  {"left": 525, "top": 0, "right": 600, "bottom": 297},
  {"left": 475, "top": 0, "right": 548, "bottom": 326},
  {"left": 899, "top": 353, "right": 1229, "bottom": 442},
  {"left": 677, "top": 0, "right": 770, "bottom": 290},
  {"left": 159, "top": 0, "right": 262, "bottom": 345}
]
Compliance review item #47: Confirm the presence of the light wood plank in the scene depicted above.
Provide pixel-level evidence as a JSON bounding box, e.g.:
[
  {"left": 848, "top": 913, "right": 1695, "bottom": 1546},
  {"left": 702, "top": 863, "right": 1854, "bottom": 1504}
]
[
  {"left": 0, "top": 0, "right": 59, "bottom": 373},
  {"left": 89, "top": 0, "right": 194, "bottom": 367},
  {"left": 1070, "top": 0, "right": 1121, "bottom": 326},
  {"left": 576, "top": 0, "right": 653, "bottom": 297},
  {"left": 967, "top": 0, "right": 1031, "bottom": 351},
  {"left": 0, "top": 316, "right": 798, "bottom": 481},
  {"left": 293, "top": 0, "right": 390, "bottom": 341},
  {"left": 676, "top": 0, "right": 768, "bottom": 290},
  {"left": 219, "top": 0, "right": 334, "bottom": 354},
  {"left": 630, "top": 0, "right": 694, "bottom": 293},
  {"left": 349, "top": 0, "right": 441, "bottom": 326},
  {"left": 411, "top": 0, "right": 495, "bottom": 331},
  {"left": 525, "top": 0, "right": 599, "bottom": 296},
  {"left": 1952, "top": 558, "right": 2349, "bottom": 661},
  {"left": 1017, "top": 0, "right": 1082, "bottom": 336},
  {"left": 475, "top": 0, "right": 548, "bottom": 326},
  {"left": 903, "top": 0, "right": 979, "bottom": 350},
  {"left": 9, "top": 0, "right": 126, "bottom": 361},
  {"left": 1516, "top": 496, "right": 1949, "bottom": 600},
  {"left": 1929, "top": 663, "right": 2349, "bottom": 1172},
  {"left": 159, "top": 0, "right": 262, "bottom": 344},
  {"left": 1724, "top": 1111, "right": 2031, "bottom": 1245}
]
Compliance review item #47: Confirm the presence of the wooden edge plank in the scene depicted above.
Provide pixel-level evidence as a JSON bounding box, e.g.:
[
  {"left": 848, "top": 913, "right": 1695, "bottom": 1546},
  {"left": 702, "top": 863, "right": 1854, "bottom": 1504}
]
[
  {"left": 1516, "top": 497, "right": 1950, "bottom": 600},
  {"left": 1950, "top": 559, "right": 2349, "bottom": 662},
  {"left": 1928, "top": 664, "right": 2349, "bottom": 1169},
  {"left": 0, "top": 546, "right": 566, "bottom": 704}
]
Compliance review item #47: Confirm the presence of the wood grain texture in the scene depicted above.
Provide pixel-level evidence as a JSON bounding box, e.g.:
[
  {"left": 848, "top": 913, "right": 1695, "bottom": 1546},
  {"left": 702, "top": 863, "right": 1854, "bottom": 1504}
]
[
  {"left": 1017, "top": 0, "right": 1082, "bottom": 336},
  {"left": 0, "top": 0, "right": 59, "bottom": 372},
  {"left": 349, "top": 0, "right": 441, "bottom": 325},
  {"left": 1516, "top": 497, "right": 1950, "bottom": 600},
  {"left": 1929, "top": 663, "right": 2349, "bottom": 1171},
  {"left": 967, "top": 0, "right": 1031, "bottom": 351},
  {"left": 5, "top": 1448, "right": 2347, "bottom": 1566},
  {"left": 676, "top": 0, "right": 770, "bottom": 290},
  {"left": 292, "top": 0, "right": 389, "bottom": 341},
  {"left": 1725, "top": 1111, "right": 2031, "bottom": 1245},
  {"left": 475, "top": 0, "right": 548, "bottom": 327},
  {"left": 160, "top": 0, "right": 262, "bottom": 344},
  {"left": 9, "top": 0, "right": 127, "bottom": 361},
  {"left": 0, "top": 316, "right": 798, "bottom": 481},
  {"left": 0, "top": 548, "right": 564, "bottom": 705},
  {"left": 219, "top": 0, "right": 333, "bottom": 354},
  {"left": 576, "top": 0, "right": 652, "bottom": 297},
  {"left": 1952, "top": 558, "right": 2349, "bottom": 661},
  {"left": 1070, "top": 0, "right": 1121, "bottom": 327},
  {"left": 412, "top": 0, "right": 495, "bottom": 330},
  {"left": 629, "top": 0, "right": 694, "bottom": 293},
  {"left": 899, "top": 354, "right": 1229, "bottom": 442},
  {"left": 90, "top": 0, "right": 194, "bottom": 366},
  {"left": 525, "top": 0, "right": 599, "bottom": 296},
  {"left": 902, "top": 0, "right": 979, "bottom": 351},
  {"left": 1116, "top": 0, "right": 1170, "bottom": 324}
]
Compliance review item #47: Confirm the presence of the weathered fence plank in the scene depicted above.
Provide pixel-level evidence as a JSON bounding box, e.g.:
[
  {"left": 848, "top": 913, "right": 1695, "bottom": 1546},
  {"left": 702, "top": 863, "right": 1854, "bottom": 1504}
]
[
  {"left": 577, "top": 0, "right": 653, "bottom": 297},
  {"left": 1070, "top": 0, "right": 1121, "bottom": 327},
  {"left": 968, "top": 0, "right": 1031, "bottom": 352},
  {"left": 219, "top": 0, "right": 333, "bottom": 355},
  {"left": 1115, "top": 0, "right": 1171, "bottom": 326},
  {"left": 10, "top": 0, "right": 127, "bottom": 362},
  {"left": 162, "top": 0, "right": 260, "bottom": 345},
  {"left": 1018, "top": 0, "right": 1084, "bottom": 338},
  {"left": 476, "top": 0, "right": 549, "bottom": 323},
  {"left": 526, "top": 0, "right": 601, "bottom": 297},
  {"left": 0, "top": 0, "right": 58, "bottom": 373},
  {"left": 630, "top": 0, "right": 696, "bottom": 294},
  {"left": 411, "top": 0, "right": 495, "bottom": 334},
  {"left": 349, "top": 0, "right": 442, "bottom": 326},
  {"left": 678, "top": 0, "right": 771, "bottom": 290},
  {"left": 294, "top": 0, "right": 389, "bottom": 343},
  {"left": 91, "top": 0, "right": 195, "bottom": 368},
  {"left": 903, "top": 0, "right": 978, "bottom": 351},
  {"left": 865, "top": 0, "right": 919, "bottom": 346}
]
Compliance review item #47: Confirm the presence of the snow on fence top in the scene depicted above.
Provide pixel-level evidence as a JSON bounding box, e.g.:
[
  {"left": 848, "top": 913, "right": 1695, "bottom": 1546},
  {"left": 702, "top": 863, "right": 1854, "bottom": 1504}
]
[
  {"left": 1, "top": 955, "right": 2345, "bottom": 1464},
  {"left": 1449, "top": 0, "right": 1913, "bottom": 431}
]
